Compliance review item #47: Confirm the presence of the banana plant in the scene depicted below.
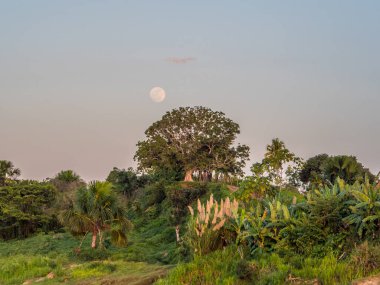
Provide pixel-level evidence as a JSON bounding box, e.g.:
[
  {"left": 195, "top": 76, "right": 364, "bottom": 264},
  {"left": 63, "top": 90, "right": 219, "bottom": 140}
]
[
  {"left": 343, "top": 178, "right": 380, "bottom": 238},
  {"left": 237, "top": 197, "right": 293, "bottom": 255}
]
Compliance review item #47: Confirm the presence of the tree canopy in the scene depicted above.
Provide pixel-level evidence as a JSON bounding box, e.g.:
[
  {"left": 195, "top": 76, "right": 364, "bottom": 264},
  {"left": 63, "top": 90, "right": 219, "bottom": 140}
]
[
  {"left": 262, "top": 138, "right": 302, "bottom": 187},
  {"left": 106, "top": 167, "right": 140, "bottom": 196},
  {"left": 0, "top": 160, "right": 21, "bottom": 186},
  {"left": 300, "top": 154, "right": 375, "bottom": 189},
  {"left": 134, "top": 106, "right": 250, "bottom": 181},
  {"left": 0, "top": 182, "right": 58, "bottom": 240},
  {"left": 323, "top": 155, "right": 375, "bottom": 185}
]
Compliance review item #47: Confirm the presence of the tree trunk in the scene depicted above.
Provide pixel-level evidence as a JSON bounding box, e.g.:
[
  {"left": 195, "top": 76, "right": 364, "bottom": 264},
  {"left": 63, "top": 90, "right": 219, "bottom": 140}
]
[
  {"left": 91, "top": 229, "right": 97, "bottom": 249},
  {"left": 184, "top": 169, "right": 193, "bottom": 182},
  {"left": 175, "top": 225, "right": 180, "bottom": 242},
  {"left": 99, "top": 230, "right": 103, "bottom": 249}
]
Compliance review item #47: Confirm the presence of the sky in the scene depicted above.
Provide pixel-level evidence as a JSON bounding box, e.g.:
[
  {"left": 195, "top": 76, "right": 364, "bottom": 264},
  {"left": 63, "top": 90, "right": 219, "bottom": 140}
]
[{"left": 1, "top": 0, "right": 379, "bottom": 181}]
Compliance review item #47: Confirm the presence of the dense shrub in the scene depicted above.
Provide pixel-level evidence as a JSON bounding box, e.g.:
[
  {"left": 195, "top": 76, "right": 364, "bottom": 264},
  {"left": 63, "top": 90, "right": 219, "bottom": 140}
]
[{"left": 166, "top": 182, "right": 208, "bottom": 226}]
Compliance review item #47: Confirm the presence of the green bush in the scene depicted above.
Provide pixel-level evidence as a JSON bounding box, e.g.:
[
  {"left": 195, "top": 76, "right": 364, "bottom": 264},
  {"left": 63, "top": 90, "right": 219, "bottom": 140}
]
[{"left": 236, "top": 258, "right": 256, "bottom": 281}]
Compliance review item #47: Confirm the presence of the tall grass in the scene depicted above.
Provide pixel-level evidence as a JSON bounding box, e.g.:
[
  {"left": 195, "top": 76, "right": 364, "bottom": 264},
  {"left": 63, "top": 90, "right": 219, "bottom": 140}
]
[
  {"left": 156, "top": 247, "right": 247, "bottom": 285},
  {"left": 0, "top": 255, "right": 63, "bottom": 285}
]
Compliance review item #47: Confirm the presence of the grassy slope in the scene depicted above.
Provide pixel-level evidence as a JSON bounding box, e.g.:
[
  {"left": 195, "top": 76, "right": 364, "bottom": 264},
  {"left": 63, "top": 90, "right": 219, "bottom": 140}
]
[
  {"left": 0, "top": 232, "right": 171, "bottom": 285},
  {"left": 0, "top": 182, "right": 188, "bottom": 285}
]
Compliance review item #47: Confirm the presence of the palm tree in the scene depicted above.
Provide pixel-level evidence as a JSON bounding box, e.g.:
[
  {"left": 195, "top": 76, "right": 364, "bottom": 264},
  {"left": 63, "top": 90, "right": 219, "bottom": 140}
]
[
  {"left": 263, "top": 138, "right": 297, "bottom": 188},
  {"left": 54, "top": 170, "right": 81, "bottom": 183},
  {"left": 323, "top": 156, "right": 364, "bottom": 184},
  {"left": 0, "top": 160, "right": 21, "bottom": 186},
  {"left": 60, "top": 181, "right": 131, "bottom": 249}
]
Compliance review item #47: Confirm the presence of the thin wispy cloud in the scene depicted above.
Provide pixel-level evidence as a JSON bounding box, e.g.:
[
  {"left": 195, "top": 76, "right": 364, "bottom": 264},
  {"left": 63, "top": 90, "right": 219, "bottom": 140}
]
[{"left": 166, "top": 56, "right": 196, "bottom": 64}]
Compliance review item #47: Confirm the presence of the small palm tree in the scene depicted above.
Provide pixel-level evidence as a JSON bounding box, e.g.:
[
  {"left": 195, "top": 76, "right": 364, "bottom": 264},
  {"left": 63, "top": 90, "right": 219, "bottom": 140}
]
[
  {"left": 0, "top": 160, "right": 21, "bottom": 186},
  {"left": 263, "top": 138, "right": 299, "bottom": 188},
  {"left": 60, "top": 181, "right": 131, "bottom": 249},
  {"left": 55, "top": 170, "right": 81, "bottom": 183}
]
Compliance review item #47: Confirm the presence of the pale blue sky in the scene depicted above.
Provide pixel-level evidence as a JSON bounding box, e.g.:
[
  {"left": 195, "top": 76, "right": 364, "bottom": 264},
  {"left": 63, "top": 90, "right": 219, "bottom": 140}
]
[{"left": 1, "top": 1, "right": 379, "bottom": 180}]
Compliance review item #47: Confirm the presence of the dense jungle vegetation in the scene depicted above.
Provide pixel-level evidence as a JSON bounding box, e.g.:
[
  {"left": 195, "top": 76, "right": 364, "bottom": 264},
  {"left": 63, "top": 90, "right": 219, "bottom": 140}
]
[{"left": 1, "top": 106, "right": 380, "bottom": 285}]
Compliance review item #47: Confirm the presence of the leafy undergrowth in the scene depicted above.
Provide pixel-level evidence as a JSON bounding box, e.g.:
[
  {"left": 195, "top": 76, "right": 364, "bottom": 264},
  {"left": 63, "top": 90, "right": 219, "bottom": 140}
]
[
  {"left": 117, "top": 199, "right": 180, "bottom": 264},
  {"left": 118, "top": 182, "right": 232, "bottom": 264},
  {"left": 157, "top": 246, "right": 380, "bottom": 285},
  {"left": 156, "top": 246, "right": 248, "bottom": 285}
]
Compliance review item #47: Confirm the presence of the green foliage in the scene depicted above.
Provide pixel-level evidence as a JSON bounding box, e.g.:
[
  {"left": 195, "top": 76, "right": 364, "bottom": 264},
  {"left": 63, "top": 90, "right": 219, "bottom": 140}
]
[
  {"left": 0, "top": 232, "right": 85, "bottom": 259},
  {"left": 0, "top": 232, "right": 169, "bottom": 285},
  {"left": 0, "top": 255, "right": 61, "bottom": 285},
  {"left": 60, "top": 181, "right": 131, "bottom": 249},
  {"left": 106, "top": 167, "right": 143, "bottom": 197},
  {"left": 238, "top": 139, "right": 302, "bottom": 201},
  {"left": 262, "top": 138, "right": 303, "bottom": 188},
  {"left": 54, "top": 170, "right": 81, "bottom": 183},
  {"left": 70, "top": 261, "right": 117, "bottom": 279},
  {"left": 236, "top": 258, "right": 256, "bottom": 281},
  {"left": 50, "top": 170, "right": 85, "bottom": 197},
  {"left": 349, "top": 241, "right": 380, "bottom": 276},
  {"left": 292, "top": 253, "right": 355, "bottom": 285},
  {"left": 343, "top": 179, "right": 380, "bottom": 239},
  {"left": 0, "top": 160, "right": 20, "bottom": 186},
  {"left": 236, "top": 163, "right": 272, "bottom": 202},
  {"left": 134, "top": 106, "right": 250, "bottom": 181},
  {"left": 299, "top": 154, "right": 329, "bottom": 188},
  {"left": 156, "top": 246, "right": 247, "bottom": 285},
  {"left": 323, "top": 155, "right": 375, "bottom": 185},
  {"left": 237, "top": 198, "right": 294, "bottom": 256},
  {"left": 2, "top": 154, "right": 380, "bottom": 285},
  {"left": 0, "top": 183, "right": 58, "bottom": 240},
  {"left": 122, "top": 182, "right": 233, "bottom": 264},
  {"left": 233, "top": 178, "right": 380, "bottom": 261},
  {"left": 74, "top": 248, "right": 111, "bottom": 261},
  {"left": 166, "top": 182, "right": 207, "bottom": 225},
  {"left": 276, "top": 180, "right": 351, "bottom": 257},
  {"left": 121, "top": 182, "right": 185, "bottom": 264},
  {"left": 301, "top": 154, "right": 376, "bottom": 189}
]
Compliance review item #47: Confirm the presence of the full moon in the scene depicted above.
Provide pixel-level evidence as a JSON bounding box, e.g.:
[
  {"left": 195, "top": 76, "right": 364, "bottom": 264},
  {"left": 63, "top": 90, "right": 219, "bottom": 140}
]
[{"left": 149, "top": 87, "right": 166, "bottom": 103}]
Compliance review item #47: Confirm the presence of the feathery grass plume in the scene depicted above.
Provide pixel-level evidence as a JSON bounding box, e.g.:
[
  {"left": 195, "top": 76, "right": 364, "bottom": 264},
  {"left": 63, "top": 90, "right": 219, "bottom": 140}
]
[
  {"left": 187, "top": 195, "right": 240, "bottom": 255},
  {"left": 212, "top": 218, "right": 226, "bottom": 231},
  {"left": 212, "top": 203, "right": 218, "bottom": 225},
  {"left": 188, "top": 195, "right": 240, "bottom": 237},
  {"left": 225, "top": 197, "right": 231, "bottom": 216},
  {"left": 188, "top": 205, "right": 194, "bottom": 216},
  {"left": 219, "top": 199, "right": 225, "bottom": 218}
]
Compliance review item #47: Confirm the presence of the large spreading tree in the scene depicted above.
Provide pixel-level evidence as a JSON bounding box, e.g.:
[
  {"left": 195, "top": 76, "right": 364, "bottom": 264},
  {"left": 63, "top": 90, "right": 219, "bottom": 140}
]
[{"left": 134, "top": 106, "right": 250, "bottom": 181}]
